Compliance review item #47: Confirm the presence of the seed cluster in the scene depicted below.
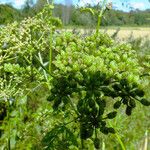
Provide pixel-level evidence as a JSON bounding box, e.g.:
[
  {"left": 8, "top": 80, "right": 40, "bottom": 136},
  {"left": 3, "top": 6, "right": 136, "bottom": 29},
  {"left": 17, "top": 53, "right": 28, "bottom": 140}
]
[{"left": 48, "top": 31, "right": 150, "bottom": 147}]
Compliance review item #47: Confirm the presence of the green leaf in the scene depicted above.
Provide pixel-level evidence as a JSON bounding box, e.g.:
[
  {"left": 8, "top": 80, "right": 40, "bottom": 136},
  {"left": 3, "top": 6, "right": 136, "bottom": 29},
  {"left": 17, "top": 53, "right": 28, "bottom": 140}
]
[{"left": 80, "top": 8, "right": 95, "bottom": 15}]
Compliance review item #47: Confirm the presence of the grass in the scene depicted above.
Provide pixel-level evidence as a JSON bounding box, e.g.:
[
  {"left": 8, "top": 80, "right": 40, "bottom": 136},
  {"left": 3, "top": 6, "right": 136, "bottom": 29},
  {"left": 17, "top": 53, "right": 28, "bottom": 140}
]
[{"left": 62, "top": 26, "right": 150, "bottom": 39}]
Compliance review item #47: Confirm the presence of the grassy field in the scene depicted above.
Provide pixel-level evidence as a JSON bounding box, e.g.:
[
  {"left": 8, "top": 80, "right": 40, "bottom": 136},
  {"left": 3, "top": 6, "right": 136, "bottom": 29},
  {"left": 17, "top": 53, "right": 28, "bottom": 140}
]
[
  {"left": 63, "top": 27, "right": 150, "bottom": 39},
  {"left": 102, "top": 27, "right": 150, "bottom": 39}
]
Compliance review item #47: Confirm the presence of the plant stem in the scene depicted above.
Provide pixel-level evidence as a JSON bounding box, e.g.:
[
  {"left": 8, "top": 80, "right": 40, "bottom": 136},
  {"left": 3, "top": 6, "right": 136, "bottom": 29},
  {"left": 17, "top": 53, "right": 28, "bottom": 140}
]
[
  {"left": 34, "top": 55, "right": 54, "bottom": 78},
  {"left": 7, "top": 99, "right": 11, "bottom": 150},
  {"left": 68, "top": 97, "right": 80, "bottom": 116},
  {"left": 115, "top": 133, "right": 126, "bottom": 150},
  {"left": 49, "top": 0, "right": 54, "bottom": 73},
  {"left": 81, "top": 139, "right": 84, "bottom": 149},
  {"left": 96, "top": 0, "right": 107, "bottom": 35},
  {"left": 38, "top": 52, "right": 48, "bottom": 82},
  {"left": 108, "top": 122, "right": 126, "bottom": 150},
  {"left": 49, "top": 27, "right": 53, "bottom": 74}
]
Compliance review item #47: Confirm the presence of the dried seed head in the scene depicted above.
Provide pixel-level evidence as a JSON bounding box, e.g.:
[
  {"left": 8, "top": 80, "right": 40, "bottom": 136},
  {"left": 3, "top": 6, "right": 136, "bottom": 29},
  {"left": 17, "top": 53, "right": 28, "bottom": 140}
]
[{"left": 106, "top": 2, "right": 112, "bottom": 10}]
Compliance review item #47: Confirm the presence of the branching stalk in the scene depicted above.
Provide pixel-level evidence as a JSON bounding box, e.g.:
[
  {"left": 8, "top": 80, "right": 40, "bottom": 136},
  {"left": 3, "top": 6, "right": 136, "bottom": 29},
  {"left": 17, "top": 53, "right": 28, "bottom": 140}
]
[
  {"left": 38, "top": 52, "right": 48, "bottom": 82},
  {"left": 49, "top": 0, "right": 54, "bottom": 73},
  {"left": 96, "top": 0, "right": 108, "bottom": 35}
]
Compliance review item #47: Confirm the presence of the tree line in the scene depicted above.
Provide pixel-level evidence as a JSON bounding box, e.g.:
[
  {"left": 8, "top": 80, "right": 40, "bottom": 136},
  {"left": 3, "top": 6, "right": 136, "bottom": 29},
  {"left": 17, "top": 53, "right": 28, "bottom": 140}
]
[{"left": 0, "top": 1, "right": 150, "bottom": 27}]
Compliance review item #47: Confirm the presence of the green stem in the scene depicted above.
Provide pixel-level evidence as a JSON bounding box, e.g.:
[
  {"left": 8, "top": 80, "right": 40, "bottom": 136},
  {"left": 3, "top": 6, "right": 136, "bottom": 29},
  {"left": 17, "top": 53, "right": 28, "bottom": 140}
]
[
  {"left": 108, "top": 122, "right": 126, "bottom": 150},
  {"left": 30, "top": 52, "right": 34, "bottom": 81},
  {"left": 34, "top": 55, "right": 54, "bottom": 78},
  {"left": 81, "top": 139, "right": 84, "bottom": 149},
  {"left": 68, "top": 97, "right": 80, "bottom": 116},
  {"left": 96, "top": 0, "right": 107, "bottom": 35},
  {"left": 115, "top": 133, "right": 126, "bottom": 150},
  {"left": 49, "top": 29, "right": 53, "bottom": 73},
  {"left": 49, "top": 1, "right": 54, "bottom": 73},
  {"left": 38, "top": 52, "right": 48, "bottom": 82},
  {"left": 7, "top": 100, "right": 11, "bottom": 150}
]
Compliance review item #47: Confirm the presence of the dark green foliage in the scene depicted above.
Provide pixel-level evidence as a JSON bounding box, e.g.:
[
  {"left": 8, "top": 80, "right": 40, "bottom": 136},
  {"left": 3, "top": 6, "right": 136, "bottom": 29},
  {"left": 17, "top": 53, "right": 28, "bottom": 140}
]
[
  {"left": 0, "top": 3, "right": 150, "bottom": 149},
  {"left": 1, "top": 3, "right": 150, "bottom": 27},
  {"left": 47, "top": 30, "right": 149, "bottom": 144},
  {"left": 42, "top": 125, "right": 78, "bottom": 150},
  {"left": 0, "top": 4, "right": 21, "bottom": 25}
]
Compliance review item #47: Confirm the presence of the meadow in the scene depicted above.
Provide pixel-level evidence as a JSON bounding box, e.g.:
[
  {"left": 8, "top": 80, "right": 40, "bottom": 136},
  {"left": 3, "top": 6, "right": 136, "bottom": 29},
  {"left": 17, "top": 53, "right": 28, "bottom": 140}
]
[{"left": 64, "top": 27, "right": 150, "bottom": 39}]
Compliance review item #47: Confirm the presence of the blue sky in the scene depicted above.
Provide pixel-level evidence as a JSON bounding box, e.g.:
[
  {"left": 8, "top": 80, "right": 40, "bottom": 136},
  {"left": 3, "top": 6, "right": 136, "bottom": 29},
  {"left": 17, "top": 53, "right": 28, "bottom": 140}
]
[{"left": 0, "top": 0, "right": 150, "bottom": 11}]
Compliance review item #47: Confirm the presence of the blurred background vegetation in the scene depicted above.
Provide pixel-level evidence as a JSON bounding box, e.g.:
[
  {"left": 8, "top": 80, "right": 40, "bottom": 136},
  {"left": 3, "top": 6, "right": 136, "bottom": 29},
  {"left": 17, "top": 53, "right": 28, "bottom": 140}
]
[{"left": 0, "top": 0, "right": 150, "bottom": 27}]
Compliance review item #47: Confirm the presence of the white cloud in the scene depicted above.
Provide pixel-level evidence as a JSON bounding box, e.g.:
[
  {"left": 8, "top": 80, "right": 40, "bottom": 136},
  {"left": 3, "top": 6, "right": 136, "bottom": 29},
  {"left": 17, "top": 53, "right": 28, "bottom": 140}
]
[
  {"left": 0, "top": 0, "right": 26, "bottom": 8},
  {"left": 13, "top": 0, "right": 26, "bottom": 8},
  {"left": 78, "top": 0, "right": 102, "bottom": 6},
  {"left": 130, "top": 2, "right": 145, "bottom": 10}
]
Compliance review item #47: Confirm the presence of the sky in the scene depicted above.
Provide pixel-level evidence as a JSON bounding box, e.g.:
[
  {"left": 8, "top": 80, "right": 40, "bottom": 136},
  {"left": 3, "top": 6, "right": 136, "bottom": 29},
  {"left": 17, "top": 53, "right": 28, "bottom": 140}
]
[{"left": 0, "top": 0, "right": 150, "bottom": 11}]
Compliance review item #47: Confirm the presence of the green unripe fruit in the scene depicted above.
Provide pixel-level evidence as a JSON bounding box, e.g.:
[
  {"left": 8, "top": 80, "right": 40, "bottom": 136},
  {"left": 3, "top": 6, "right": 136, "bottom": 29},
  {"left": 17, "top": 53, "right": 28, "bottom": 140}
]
[
  {"left": 52, "top": 79, "right": 58, "bottom": 87},
  {"left": 84, "top": 107, "right": 91, "bottom": 115},
  {"left": 88, "top": 99, "right": 95, "bottom": 108},
  {"left": 62, "top": 96, "right": 69, "bottom": 105},
  {"left": 56, "top": 37, "right": 62, "bottom": 46},
  {"left": 101, "top": 87, "right": 112, "bottom": 96},
  {"left": 94, "top": 90, "right": 101, "bottom": 97},
  {"left": 103, "top": 79, "right": 110, "bottom": 86},
  {"left": 0, "top": 102, "right": 7, "bottom": 121},
  {"left": 47, "top": 95, "right": 55, "bottom": 102},
  {"left": 96, "top": 99, "right": 106, "bottom": 108},
  {"left": 113, "top": 101, "right": 122, "bottom": 109},
  {"left": 129, "top": 99, "right": 136, "bottom": 108},
  {"left": 64, "top": 88, "right": 72, "bottom": 95},
  {"left": 107, "top": 127, "right": 116, "bottom": 134},
  {"left": 69, "top": 80, "right": 77, "bottom": 88},
  {"left": 51, "top": 88, "right": 57, "bottom": 94},
  {"left": 52, "top": 98, "right": 61, "bottom": 110},
  {"left": 122, "top": 98, "right": 128, "bottom": 104},
  {"left": 100, "top": 121, "right": 106, "bottom": 127},
  {"left": 100, "top": 127, "right": 109, "bottom": 135},
  {"left": 130, "top": 91, "right": 136, "bottom": 97},
  {"left": 132, "top": 82, "right": 138, "bottom": 89},
  {"left": 126, "top": 106, "right": 132, "bottom": 116},
  {"left": 110, "top": 91, "right": 117, "bottom": 98},
  {"left": 140, "top": 99, "right": 150, "bottom": 106},
  {"left": 78, "top": 99, "right": 84, "bottom": 107},
  {"left": 91, "top": 107, "right": 98, "bottom": 117},
  {"left": 80, "top": 125, "right": 93, "bottom": 139},
  {"left": 107, "top": 111, "right": 117, "bottom": 119},
  {"left": 98, "top": 107, "right": 105, "bottom": 115},
  {"left": 94, "top": 138, "right": 100, "bottom": 149},
  {"left": 100, "top": 73, "right": 106, "bottom": 81},
  {"left": 134, "top": 89, "right": 144, "bottom": 97},
  {"left": 92, "top": 118, "right": 99, "bottom": 128},
  {"left": 120, "top": 78, "right": 128, "bottom": 87},
  {"left": 122, "top": 53, "right": 128, "bottom": 61},
  {"left": 112, "top": 84, "right": 122, "bottom": 91},
  {"left": 125, "top": 84, "right": 131, "bottom": 92}
]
